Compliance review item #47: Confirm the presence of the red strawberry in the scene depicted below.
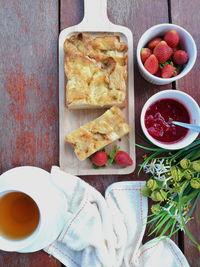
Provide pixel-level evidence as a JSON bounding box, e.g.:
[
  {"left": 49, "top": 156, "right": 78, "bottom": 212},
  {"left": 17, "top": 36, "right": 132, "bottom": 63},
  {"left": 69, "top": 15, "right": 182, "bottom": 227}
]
[
  {"left": 114, "top": 151, "right": 133, "bottom": 167},
  {"left": 141, "top": 48, "right": 152, "bottom": 63},
  {"left": 173, "top": 50, "right": 189, "bottom": 65},
  {"left": 91, "top": 151, "right": 108, "bottom": 166},
  {"left": 154, "top": 68, "right": 162, "bottom": 77},
  {"left": 148, "top": 37, "right": 162, "bottom": 50},
  {"left": 161, "top": 64, "right": 174, "bottom": 78},
  {"left": 144, "top": 54, "right": 159, "bottom": 74},
  {"left": 153, "top": 41, "right": 173, "bottom": 63},
  {"left": 164, "top": 30, "right": 180, "bottom": 48}
]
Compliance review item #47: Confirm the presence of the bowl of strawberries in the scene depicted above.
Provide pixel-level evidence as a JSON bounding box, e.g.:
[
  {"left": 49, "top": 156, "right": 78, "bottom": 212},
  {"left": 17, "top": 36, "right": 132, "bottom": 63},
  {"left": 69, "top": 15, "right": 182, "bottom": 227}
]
[{"left": 137, "top": 23, "right": 197, "bottom": 85}]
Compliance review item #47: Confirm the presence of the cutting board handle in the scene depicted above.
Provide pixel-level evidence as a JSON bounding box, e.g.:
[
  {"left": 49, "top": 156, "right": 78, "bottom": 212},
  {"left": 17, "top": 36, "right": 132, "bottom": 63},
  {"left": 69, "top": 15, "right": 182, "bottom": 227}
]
[{"left": 80, "top": 0, "right": 112, "bottom": 27}]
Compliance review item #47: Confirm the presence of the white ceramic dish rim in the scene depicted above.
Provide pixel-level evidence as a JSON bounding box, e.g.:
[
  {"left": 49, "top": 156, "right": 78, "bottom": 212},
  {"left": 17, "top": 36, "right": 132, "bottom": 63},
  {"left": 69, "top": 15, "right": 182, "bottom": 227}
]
[
  {"left": 137, "top": 23, "right": 197, "bottom": 82},
  {"left": 140, "top": 90, "right": 200, "bottom": 150}
]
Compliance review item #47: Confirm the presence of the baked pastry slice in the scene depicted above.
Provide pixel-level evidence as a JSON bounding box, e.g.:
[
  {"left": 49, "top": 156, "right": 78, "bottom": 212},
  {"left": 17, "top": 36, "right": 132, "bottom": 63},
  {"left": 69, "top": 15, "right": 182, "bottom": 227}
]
[
  {"left": 65, "top": 106, "right": 130, "bottom": 160},
  {"left": 64, "top": 33, "right": 128, "bottom": 109}
]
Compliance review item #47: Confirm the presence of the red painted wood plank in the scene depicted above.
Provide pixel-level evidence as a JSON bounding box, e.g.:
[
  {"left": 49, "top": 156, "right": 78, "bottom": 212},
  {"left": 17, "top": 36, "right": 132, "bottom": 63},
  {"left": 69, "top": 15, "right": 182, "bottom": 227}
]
[
  {"left": 0, "top": 0, "right": 59, "bottom": 174},
  {"left": 0, "top": 0, "right": 61, "bottom": 266},
  {"left": 60, "top": 0, "right": 84, "bottom": 31},
  {"left": 171, "top": 1, "right": 200, "bottom": 266},
  {"left": 0, "top": 251, "right": 59, "bottom": 267},
  {"left": 171, "top": 0, "right": 200, "bottom": 100}
]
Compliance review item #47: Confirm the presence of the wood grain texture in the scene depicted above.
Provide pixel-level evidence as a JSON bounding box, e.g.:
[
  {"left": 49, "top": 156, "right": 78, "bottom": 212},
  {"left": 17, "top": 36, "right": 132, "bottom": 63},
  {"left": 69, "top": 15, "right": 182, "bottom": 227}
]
[
  {"left": 0, "top": 0, "right": 60, "bottom": 266},
  {"left": 60, "top": 0, "right": 84, "bottom": 30},
  {"left": 171, "top": 1, "right": 200, "bottom": 266},
  {"left": 0, "top": 251, "right": 59, "bottom": 267},
  {"left": 0, "top": 0, "right": 59, "bottom": 174}
]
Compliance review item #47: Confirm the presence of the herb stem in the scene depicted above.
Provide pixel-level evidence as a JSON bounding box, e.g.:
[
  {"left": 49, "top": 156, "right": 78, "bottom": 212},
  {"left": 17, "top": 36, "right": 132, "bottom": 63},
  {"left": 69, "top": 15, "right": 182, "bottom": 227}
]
[{"left": 178, "top": 181, "right": 200, "bottom": 253}]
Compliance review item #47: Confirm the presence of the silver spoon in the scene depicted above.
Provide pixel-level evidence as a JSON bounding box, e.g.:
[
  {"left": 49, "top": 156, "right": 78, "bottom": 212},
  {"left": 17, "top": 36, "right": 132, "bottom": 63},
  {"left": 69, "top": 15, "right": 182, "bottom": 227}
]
[{"left": 172, "top": 121, "right": 200, "bottom": 133}]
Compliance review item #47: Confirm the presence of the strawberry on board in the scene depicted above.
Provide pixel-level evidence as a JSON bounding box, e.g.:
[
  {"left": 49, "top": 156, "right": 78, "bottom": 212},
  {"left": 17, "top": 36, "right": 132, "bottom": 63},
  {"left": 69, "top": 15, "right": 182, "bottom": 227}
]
[
  {"left": 164, "top": 30, "right": 180, "bottom": 48},
  {"left": 141, "top": 48, "right": 152, "bottom": 63},
  {"left": 91, "top": 151, "right": 108, "bottom": 167},
  {"left": 148, "top": 37, "right": 162, "bottom": 50},
  {"left": 114, "top": 151, "right": 133, "bottom": 167},
  {"left": 153, "top": 41, "right": 173, "bottom": 63},
  {"left": 144, "top": 54, "right": 159, "bottom": 74},
  {"left": 161, "top": 64, "right": 175, "bottom": 78},
  {"left": 173, "top": 50, "right": 189, "bottom": 65}
]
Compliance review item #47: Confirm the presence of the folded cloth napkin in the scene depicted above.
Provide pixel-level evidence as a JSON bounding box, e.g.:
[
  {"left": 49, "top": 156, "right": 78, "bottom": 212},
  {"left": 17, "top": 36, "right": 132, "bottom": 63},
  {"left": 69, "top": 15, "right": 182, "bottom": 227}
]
[{"left": 44, "top": 166, "right": 189, "bottom": 267}]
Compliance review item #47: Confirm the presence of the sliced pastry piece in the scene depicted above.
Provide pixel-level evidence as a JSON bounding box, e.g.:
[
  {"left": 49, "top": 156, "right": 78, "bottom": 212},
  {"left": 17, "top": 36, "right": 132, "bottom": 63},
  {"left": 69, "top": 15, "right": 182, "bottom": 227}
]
[
  {"left": 64, "top": 33, "right": 128, "bottom": 109},
  {"left": 65, "top": 106, "right": 130, "bottom": 160}
]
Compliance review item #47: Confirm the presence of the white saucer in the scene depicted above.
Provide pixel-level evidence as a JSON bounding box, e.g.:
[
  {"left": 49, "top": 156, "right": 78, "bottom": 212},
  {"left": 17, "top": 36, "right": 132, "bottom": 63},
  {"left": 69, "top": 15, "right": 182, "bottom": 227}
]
[{"left": 0, "top": 166, "right": 67, "bottom": 253}]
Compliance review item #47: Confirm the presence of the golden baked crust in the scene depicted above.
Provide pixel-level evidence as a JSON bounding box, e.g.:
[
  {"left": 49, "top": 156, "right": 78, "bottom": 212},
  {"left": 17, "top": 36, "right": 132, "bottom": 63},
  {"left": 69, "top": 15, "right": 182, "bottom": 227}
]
[
  {"left": 64, "top": 33, "right": 128, "bottom": 109},
  {"left": 65, "top": 106, "right": 130, "bottom": 160}
]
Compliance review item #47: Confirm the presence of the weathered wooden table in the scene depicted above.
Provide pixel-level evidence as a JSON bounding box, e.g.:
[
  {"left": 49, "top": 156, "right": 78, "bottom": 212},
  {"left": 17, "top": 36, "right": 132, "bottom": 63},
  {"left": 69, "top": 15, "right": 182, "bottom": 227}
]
[{"left": 0, "top": 0, "right": 199, "bottom": 266}]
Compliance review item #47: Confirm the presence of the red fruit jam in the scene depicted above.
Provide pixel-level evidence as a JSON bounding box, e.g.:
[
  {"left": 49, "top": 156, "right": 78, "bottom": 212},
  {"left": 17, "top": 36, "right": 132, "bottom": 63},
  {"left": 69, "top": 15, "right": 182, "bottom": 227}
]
[{"left": 145, "top": 98, "right": 190, "bottom": 143}]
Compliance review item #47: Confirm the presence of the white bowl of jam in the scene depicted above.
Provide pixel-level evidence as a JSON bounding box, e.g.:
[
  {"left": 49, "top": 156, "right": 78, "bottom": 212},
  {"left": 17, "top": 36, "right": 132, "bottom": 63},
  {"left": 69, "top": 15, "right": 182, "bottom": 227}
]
[{"left": 141, "top": 90, "right": 200, "bottom": 150}]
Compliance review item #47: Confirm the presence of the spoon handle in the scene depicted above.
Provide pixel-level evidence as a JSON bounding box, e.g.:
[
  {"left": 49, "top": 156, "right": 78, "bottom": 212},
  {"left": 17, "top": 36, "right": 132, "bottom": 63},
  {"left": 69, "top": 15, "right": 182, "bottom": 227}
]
[{"left": 173, "top": 121, "right": 200, "bottom": 133}]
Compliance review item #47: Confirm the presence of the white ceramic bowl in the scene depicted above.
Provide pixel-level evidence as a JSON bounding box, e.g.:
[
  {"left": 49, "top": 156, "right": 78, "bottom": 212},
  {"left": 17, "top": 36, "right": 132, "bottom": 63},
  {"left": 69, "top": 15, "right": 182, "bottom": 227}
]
[
  {"left": 137, "top": 24, "right": 197, "bottom": 85},
  {"left": 141, "top": 90, "right": 200, "bottom": 150}
]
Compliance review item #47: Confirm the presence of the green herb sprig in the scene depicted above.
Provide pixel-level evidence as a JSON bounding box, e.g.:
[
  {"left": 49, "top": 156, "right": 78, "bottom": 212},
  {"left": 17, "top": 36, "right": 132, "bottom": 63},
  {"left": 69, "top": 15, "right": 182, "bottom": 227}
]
[{"left": 136, "top": 138, "right": 200, "bottom": 252}]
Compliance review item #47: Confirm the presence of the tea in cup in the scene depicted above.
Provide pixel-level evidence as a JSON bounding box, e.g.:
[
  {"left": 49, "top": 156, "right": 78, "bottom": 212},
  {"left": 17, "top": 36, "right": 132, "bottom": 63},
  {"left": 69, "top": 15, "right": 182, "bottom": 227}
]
[{"left": 0, "top": 191, "right": 40, "bottom": 240}]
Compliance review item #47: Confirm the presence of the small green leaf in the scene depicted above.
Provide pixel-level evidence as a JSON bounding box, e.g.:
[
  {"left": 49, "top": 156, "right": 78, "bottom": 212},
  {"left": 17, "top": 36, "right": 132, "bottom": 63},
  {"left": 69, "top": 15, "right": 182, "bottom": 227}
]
[
  {"left": 147, "top": 213, "right": 166, "bottom": 234},
  {"left": 175, "top": 64, "right": 183, "bottom": 71},
  {"left": 159, "top": 59, "right": 174, "bottom": 69},
  {"left": 168, "top": 220, "right": 177, "bottom": 237},
  {"left": 159, "top": 219, "right": 174, "bottom": 237},
  {"left": 147, "top": 211, "right": 166, "bottom": 224},
  {"left": 136, "top": 143, "right": 165, "bottom": 152},
  {"left": 107, "top": 145, "right": 120, "bottom": 165},
  {"left": 92, "top": 164, "right": 106, "bottom": 169},
  {"left": 148, "top": 215, "right": 170, "bottom": 236}
]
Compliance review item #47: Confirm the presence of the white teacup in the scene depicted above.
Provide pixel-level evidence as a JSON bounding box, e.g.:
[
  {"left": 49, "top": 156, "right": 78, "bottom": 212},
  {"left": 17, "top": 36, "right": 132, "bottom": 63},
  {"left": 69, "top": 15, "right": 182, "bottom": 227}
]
[{"left": 0, "top": 166, "right": 66, "bottom": 252}]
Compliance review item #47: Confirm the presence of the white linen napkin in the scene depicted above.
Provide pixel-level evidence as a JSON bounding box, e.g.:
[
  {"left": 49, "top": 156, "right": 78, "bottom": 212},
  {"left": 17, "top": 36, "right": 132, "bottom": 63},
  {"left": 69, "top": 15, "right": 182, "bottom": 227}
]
[{"left": 44, "top": 166, "right": 189, "bottom": 267}]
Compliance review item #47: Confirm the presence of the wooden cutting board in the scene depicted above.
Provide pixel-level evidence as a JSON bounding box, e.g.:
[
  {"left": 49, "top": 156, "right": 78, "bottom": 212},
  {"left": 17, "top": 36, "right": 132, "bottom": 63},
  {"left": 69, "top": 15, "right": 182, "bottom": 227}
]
[{"left": 59, "top": 0, "right": 135, "bottom": 175}]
